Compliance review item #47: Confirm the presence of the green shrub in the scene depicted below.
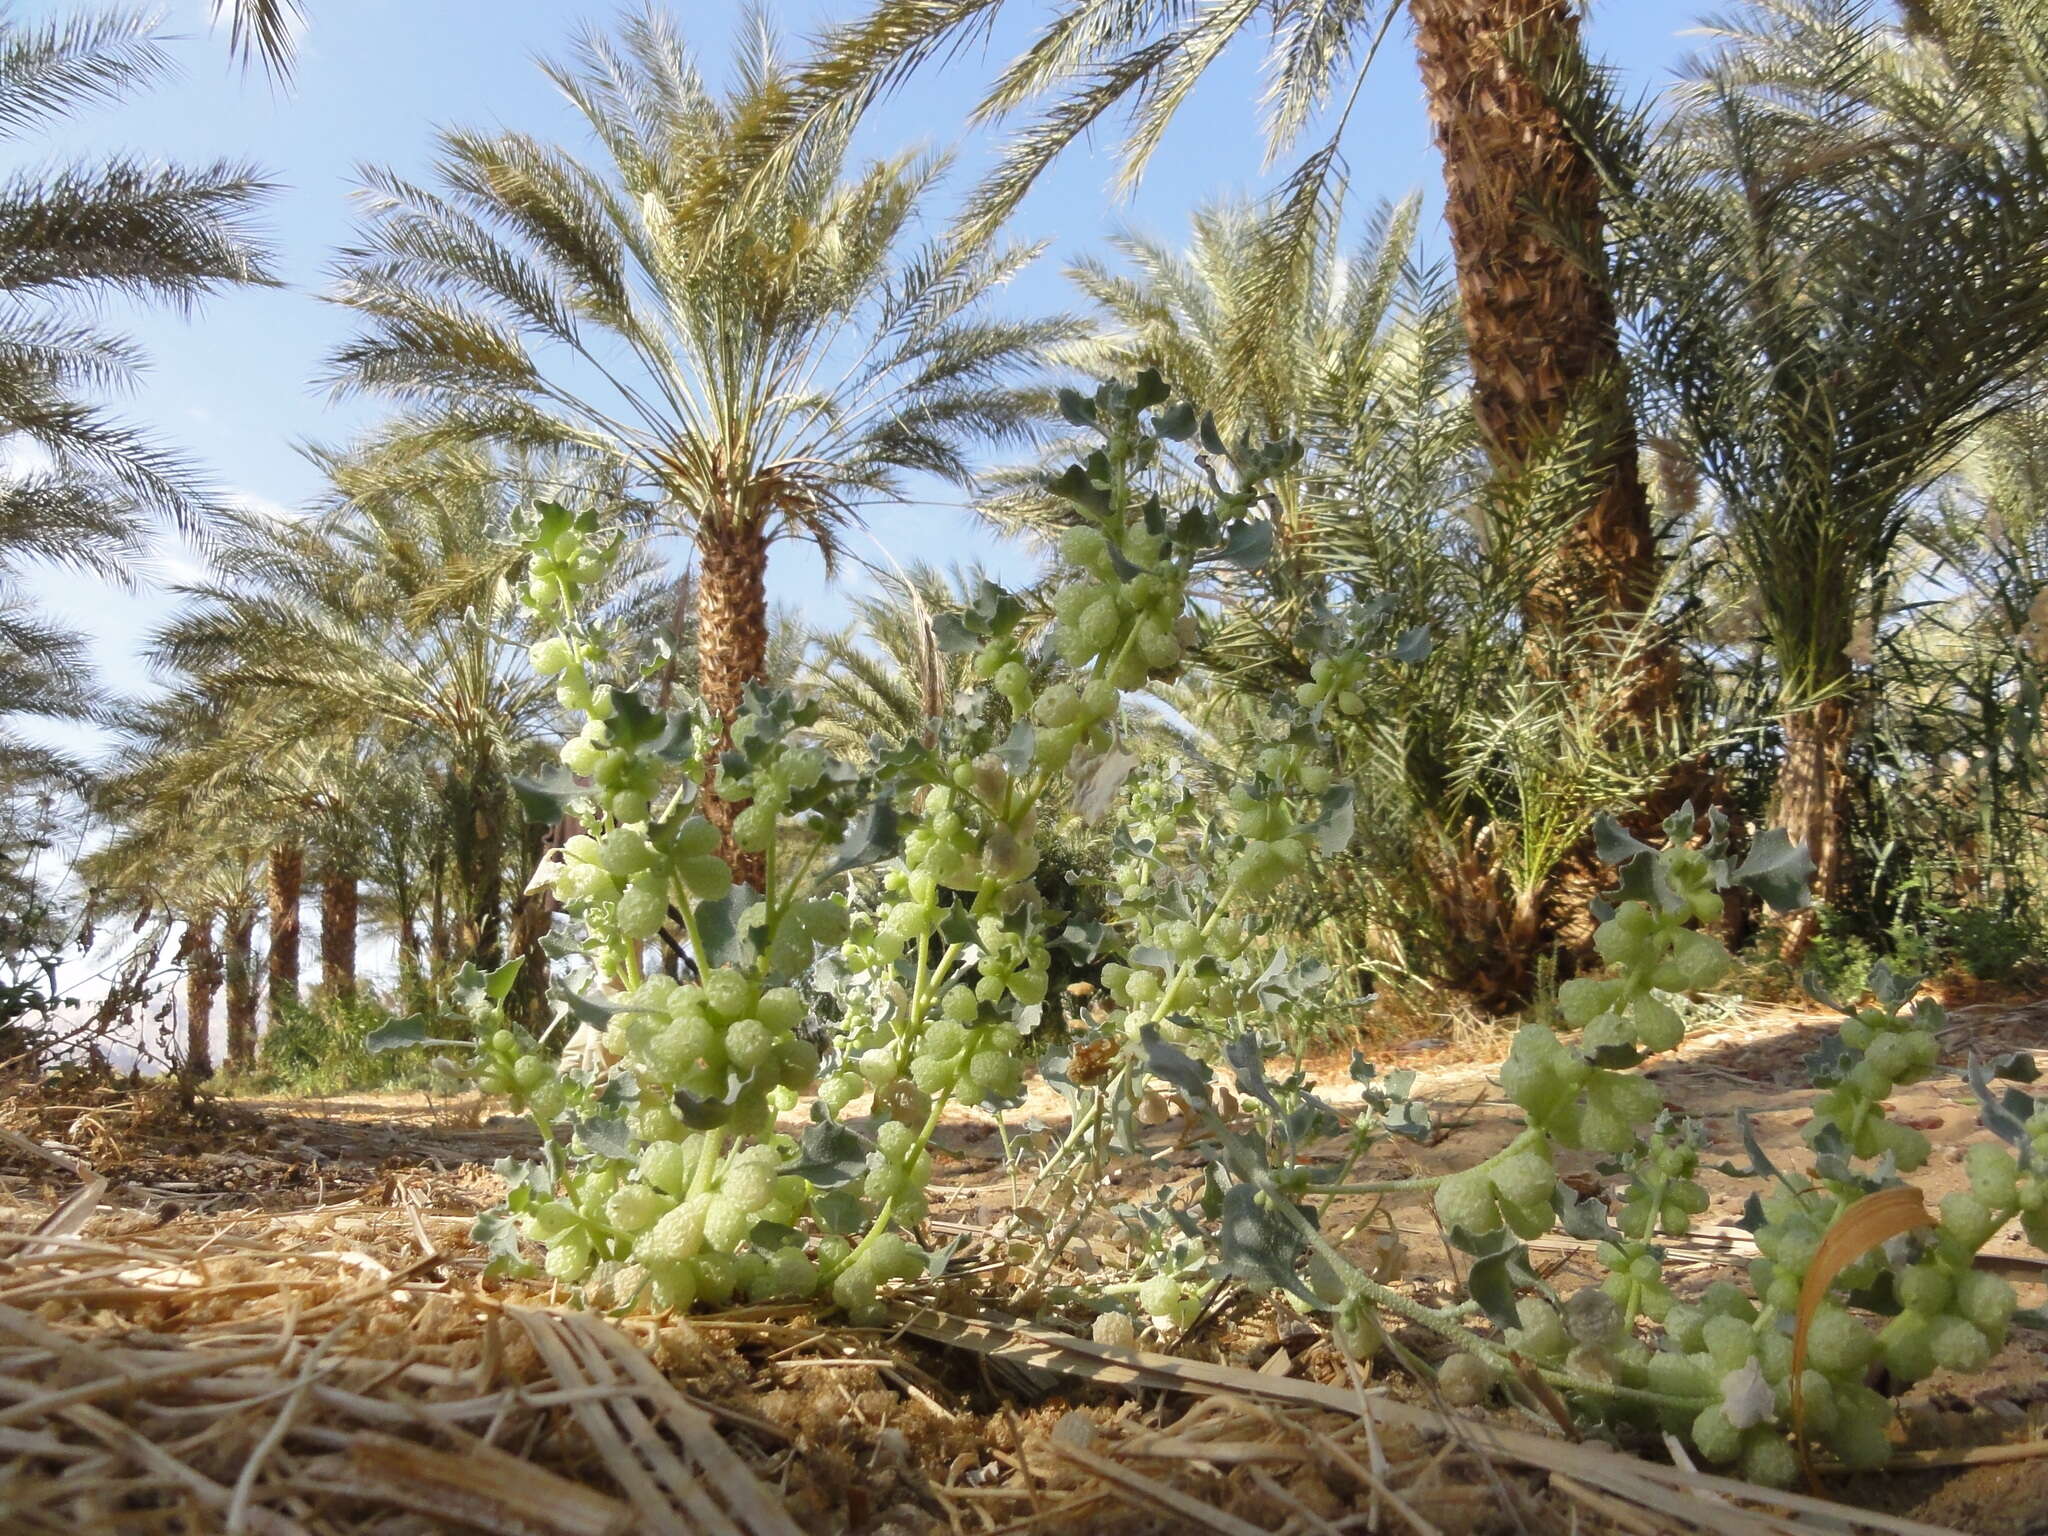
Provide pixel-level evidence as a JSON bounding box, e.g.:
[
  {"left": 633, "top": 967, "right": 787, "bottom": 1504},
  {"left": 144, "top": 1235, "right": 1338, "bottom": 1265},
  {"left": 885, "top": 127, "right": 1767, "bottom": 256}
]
[{"left": 228, "top": 995, "right": 443, "bottom": 1096}]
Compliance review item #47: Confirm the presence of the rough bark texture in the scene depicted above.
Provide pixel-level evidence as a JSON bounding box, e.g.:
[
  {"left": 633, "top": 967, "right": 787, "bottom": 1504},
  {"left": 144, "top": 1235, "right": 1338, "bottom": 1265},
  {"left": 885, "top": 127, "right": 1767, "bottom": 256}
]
[
  {"left": 183, "top": 914, "right": 219, "bottom": 1077},
  {"left": 265, "top": 841, "right": 302, "bottom": 1023},
  {"left": 1409, "top": 0, "right": 1657, "bottom": 642},
  {"left": 319, "top": 869, "right": 359, "bottom": 997},
  {"left": 222, "top": 903, "right": 258, "bottom": 1070},
  {"left": 506, "top": 819, "right": 557, "bottom": 1028},
  {"left": 694, "top": 519, "right": 770, "bottom": 887},
  {"left": 451, "top": 746, "right": 506, "bottom": 971},
  {"left": 1773, "top": 695, "right": 1858, "bottom": 958}
]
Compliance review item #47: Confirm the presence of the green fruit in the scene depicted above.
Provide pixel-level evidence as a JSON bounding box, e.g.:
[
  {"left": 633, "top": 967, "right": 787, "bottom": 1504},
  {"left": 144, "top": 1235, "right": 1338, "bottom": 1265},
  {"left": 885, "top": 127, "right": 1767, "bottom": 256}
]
[
  {"left": 1435, "top": 1168, "right": 1501, "bottom": 1235},
  {"left": 1691, "top": 1404, "right": 1742, "bottom": 1464},
  {"left": 677, "top": 854, "right": 733, "bottom": 902},
  {"left": 1739, "top": 1429, "right": 1797, "bottom": 1489},
  {"left": 1804, "top": 1307, "right": 1877, "bottom": 1377},
  {"left": 1927, "top": 1314, "right": 1992, "bottom": 1372},
  {"left": 1955, "top": 1270, "right": 2016, "bottom": 1334},
  {"left": 1966, "top": 1143, "right": 2019, "bottom": 1208}
]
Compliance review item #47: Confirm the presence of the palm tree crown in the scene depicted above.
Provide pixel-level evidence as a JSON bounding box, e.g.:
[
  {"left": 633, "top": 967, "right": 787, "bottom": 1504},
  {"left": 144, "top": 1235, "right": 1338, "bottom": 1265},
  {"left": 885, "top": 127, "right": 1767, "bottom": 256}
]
[{"left": 325, "top": 8, "right": 1077, "bottom": 733}]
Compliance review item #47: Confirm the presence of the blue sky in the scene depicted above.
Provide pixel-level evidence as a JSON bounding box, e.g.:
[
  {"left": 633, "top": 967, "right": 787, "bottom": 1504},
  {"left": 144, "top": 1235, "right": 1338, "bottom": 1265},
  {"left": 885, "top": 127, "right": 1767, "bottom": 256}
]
[{"left": 19, "top": 0, "right": 1705, "bottom": 749}]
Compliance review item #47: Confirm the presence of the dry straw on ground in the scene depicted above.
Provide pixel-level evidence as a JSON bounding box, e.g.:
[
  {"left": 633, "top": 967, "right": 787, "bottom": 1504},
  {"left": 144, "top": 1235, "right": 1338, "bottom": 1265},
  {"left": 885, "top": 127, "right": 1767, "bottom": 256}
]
[{"left": 3, "top": 1061, "right": 2047, "bottom": 1534}]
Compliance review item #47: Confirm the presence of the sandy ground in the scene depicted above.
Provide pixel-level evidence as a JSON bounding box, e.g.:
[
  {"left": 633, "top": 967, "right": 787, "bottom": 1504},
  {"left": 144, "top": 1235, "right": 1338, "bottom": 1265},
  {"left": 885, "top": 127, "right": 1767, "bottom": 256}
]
[{"left": 17, "top": 994, "right": 2044, "bottom": 1533}]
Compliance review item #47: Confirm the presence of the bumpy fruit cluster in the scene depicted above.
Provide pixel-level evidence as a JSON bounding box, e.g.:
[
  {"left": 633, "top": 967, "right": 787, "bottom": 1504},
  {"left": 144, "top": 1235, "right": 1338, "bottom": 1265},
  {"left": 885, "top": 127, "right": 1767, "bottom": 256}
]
[
  {"left": 1665, "top": 1278, "right": 1896, "bottom": 1481},
  {"left": 1878, "top": 1239, "right": 2019, "bottom": 1383},
  {"left": 1223, "top": 782, "right": 1309, "bottom": 898},
  {"left": 1561, "top": 912, "right": 1729, "bottom": 1061},
  {"left": 604, "top": 969, "right": 818, "bottom": 1135},
  {"left": 475, "top": 1027, "right": 565, "bottom": 1121},
  {"left": 628, "top": 1138, "right": 818, "bottom": 1310},
  {"left": 522, "top": 506, "right": 615, "bottom": 613},
  {"left": 558, "top": 711, "right": 664, "bottom": 825},
  {"left": 1294, "top": 653, "right": 1369, "bottom": 717},
  {"left": 1806, "top": 1002, "right": 1942, "bottom": 1169},
  {"left": 1049, "top": 524, "right": 1195, "bottom": 689},
  {"left": 1617, "top": 1120, "right": 1711, "bottom": 1241}
]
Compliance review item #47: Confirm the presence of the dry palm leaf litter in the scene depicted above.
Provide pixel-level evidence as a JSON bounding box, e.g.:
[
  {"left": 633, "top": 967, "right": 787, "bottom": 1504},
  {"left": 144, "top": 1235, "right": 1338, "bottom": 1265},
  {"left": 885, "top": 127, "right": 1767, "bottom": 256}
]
[{"left": 4, "top": 1011, "right": 2048, "bottom": 1536}]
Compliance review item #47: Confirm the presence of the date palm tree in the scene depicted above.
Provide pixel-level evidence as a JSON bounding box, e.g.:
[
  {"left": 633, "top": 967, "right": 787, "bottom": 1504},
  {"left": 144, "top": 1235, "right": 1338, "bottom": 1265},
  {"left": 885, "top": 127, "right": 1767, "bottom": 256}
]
[
  {"left": 790, "top": 0, "right": 1656, "bottom": 671},
  {"left": 324, "top": 10, "right": 1077, "bottom": 852},
  {"left": 151, "top": 447, "right": 663, "bottom": 978},
  {"left": 1576, "top": 0, "right": 2048, "bottom": 946},
  {"left": 0, "top": 5, "right": 273, "bottom": 773}
]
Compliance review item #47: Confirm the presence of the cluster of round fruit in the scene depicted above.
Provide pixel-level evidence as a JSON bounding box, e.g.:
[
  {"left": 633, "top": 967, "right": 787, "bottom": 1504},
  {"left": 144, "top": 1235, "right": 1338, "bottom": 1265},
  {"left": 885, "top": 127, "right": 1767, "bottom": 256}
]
[
  {"left": 556, "top": 712, "right": 664, "bottom": 825},
  {"left": 1507, "top": 1286, "right": 1660, "bottom": 1398},
  {"left": 529, "top": 631, "right": 611, "bottom": 717},
  {"left": 905, "top": 994, "right": 1027, "bottom": 1103},
  {"left": 1222, "top": 784, "right": 1309, "bottom": 899},
  {"left": 523, "top": 515, "right": 615, "bottom": 613},
  {"left": 1028, "top": 677, "right": 1122, "bottom": 770},
  {"left": 621, "top": 1140, "right": 819, "bottom": 1310},
  {"left": 1594, "top": 1237, "right": 1675, "bottom": 1322},
  {"left": 1561, "top": 905, "right": 1730, "bottom": 1059},
  {"left": 546, "top": 819, "right": 732, "bottom": 952},
  {"left": 475, "top": 1028, "right": 566, "bottom": 1121},
  {"left": 602, "top": 969, "right": 819, "bottom": 1135},
  {"left": 1804, "top": 1003, "right": 1943, "bottom": 1169},
  {"left": 1877, "top": 1231, "right": 2020, "bottom": 1383},
  {"left": 1665, "top": 1280, "right": 1895, "bottom": 1482},
  {"left": 1433, "top": 1138, "right": 1561, "bottom": 1239},
  {"left": 1615, "top": 1123, "right": 1711, "bottom": 1241},
  {"left": 1963, "top": 1128, "right": 2048, "bottom": 1248},
  {"left": 1497, "top": 1021, "right": 1664, "bottom": 1154},
  {"left": 1293, "top": 653, "right": 1371, "bottom": 718},
  {"left": 898, "top": 782, "right": 1040, "bottom": 896},
  {"left": 826, "top": 1230, "right": 929, "bottom": 1321},
  {"left": 724, "top": 741, "right": 828, "bottom": 855},
  {"left": 1049, "top": 524, "right": 1196, "bottom": 689}
]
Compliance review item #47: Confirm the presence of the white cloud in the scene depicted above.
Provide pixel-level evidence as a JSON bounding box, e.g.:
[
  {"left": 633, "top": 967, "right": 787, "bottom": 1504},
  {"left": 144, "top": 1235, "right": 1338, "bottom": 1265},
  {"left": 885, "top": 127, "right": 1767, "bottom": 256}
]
[{"left": 223, "top": 489, "right": 301, "bottom": 523}]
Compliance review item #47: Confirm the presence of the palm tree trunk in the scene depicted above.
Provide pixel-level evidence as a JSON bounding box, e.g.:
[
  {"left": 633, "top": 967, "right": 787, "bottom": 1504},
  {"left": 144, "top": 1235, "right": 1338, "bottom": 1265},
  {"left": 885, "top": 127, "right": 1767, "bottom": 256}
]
[
  {"left": 183, "top": 914, "right": 219, "bottom": 1077},
  {"left": 223, "top": 902, "right": 258, "bottom": 1070},
  {"left": 319, "top": 868, "right": 358, "bottom": 997},
  {"left": 398, "top": 915, "right": 424, "bottom": 1008},
  {"left": 451, "top": 744, "right": 506, "bottom": 969},
  {"left": 265, "top": 840, "right": 302, "bottom": 1023},
  {"left": 1773, "top": 695, "right": 1857, "bottom": 959},
  {"left": 694, "top": 517, "right": 770, "bottom": 885},
  {"left": 1409, "top": 0, "right": 1658, "bottom": 658},
  {"left": 507, "top": 820, "right": 555, "bottom": 1027}
]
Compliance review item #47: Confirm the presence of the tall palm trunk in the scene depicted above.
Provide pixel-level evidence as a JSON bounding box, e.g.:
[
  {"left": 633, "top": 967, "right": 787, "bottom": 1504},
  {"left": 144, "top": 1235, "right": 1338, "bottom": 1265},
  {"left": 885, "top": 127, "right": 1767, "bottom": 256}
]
[
  {"left": 222, "top": 901, "right": 258, "bottom": 1070},
  {"left": 507, "top": 820, "right": 555, "bottom": 1027},
  {"left": 1774, "top": 692, "right": 1857, "bottom": 957},
  {"left": 1409, "top": 0, "right": 1657, "bottom": 651},
  {"left": 183, "top": 914, "right": 219, "bottom": 1077},
  {"left": 450, "top": 743, "right": 506, "bottom": 969},
  {"left": 695, "top": 515, "right": 769, "bottom": 886},
  {"left": 320, "top": 867, "right": 358, "bottom": 996},
  {"left": 265, "top": 840, "right": 302, "bottom": 1022}
]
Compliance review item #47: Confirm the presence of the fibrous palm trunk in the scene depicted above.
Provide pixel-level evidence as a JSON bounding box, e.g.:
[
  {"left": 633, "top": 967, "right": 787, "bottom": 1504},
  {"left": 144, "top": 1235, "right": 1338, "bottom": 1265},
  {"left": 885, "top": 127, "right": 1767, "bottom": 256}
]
[
  {"left": 694, "top": 516, "right": 770, "bottom": 887},
  {"left": 1411, "top": 0, "right": 1668, "bottom": 1003},
  {"left": 507, "top": 819, "right": 556, "bottom": 1027},
  {"left": 183, "top": 914, "right": 219, "bottom": 1077},
  {"left": 265, "top": 841, "right": 302, "bottom": 1023},
  {"left": 1773, "top": 694, "right": 1857, "bottom": 958},
  {"left": 1409, "top": 0, "right": 1658, "bottom": 651},
  {"left": 319, "top": 868, "right": 358, "bottom": 996},
  {"left": 223, "top": 902, "right": 258, "bottom": 1070},
  {"left": 451, "top": 744, "right": 506, "bottom": 970}
]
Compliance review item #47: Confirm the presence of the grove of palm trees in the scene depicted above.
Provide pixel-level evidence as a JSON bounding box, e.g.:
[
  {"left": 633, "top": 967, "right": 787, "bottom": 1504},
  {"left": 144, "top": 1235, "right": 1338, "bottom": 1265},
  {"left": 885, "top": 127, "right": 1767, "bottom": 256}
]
[{"left": 8, "top": 2, "right": 2048, "bottom": 1531}]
